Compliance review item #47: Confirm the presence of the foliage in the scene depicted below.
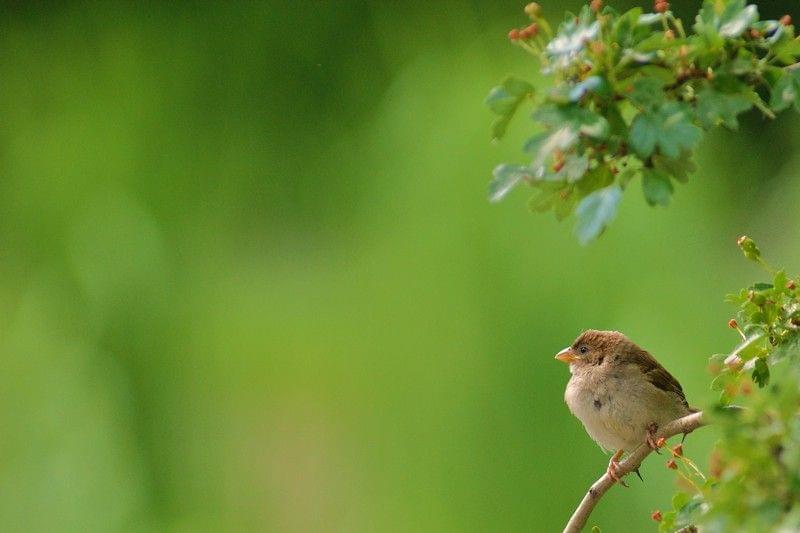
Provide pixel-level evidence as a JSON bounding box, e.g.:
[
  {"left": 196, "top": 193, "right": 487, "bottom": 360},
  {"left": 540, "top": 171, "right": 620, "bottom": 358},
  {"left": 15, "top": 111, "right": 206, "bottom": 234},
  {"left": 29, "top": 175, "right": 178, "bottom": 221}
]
[
  {"left": 487, "top": 1, "right": 800, "bottom": 244},
  {"left": 653, "top": 238, "right": 800, "bottom": 532}
]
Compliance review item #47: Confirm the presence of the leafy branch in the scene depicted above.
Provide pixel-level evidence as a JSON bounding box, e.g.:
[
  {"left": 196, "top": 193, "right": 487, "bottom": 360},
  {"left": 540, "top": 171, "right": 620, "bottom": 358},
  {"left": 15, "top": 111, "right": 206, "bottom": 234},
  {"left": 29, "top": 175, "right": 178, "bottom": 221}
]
[
  {"left": 486, "top": 0, "right": 800, "bottom": 244},
  {"left": 562, "top": 237, "right": 800, "bottom": 532}
]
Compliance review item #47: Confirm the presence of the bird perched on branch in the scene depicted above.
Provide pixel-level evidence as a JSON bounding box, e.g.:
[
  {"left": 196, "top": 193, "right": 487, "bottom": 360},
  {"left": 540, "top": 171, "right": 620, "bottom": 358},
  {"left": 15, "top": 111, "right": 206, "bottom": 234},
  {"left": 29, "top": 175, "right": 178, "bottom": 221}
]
[{"left": 555, "top": 330, "right": 696, "bottom": 486}]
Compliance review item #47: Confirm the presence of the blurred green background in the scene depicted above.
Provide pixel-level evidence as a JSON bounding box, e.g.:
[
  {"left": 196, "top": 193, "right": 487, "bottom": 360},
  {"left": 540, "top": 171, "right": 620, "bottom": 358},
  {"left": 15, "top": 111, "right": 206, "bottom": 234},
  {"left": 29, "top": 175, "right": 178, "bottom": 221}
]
[{"left": 0, "top": 1, "right": 798, "bottom": 531}]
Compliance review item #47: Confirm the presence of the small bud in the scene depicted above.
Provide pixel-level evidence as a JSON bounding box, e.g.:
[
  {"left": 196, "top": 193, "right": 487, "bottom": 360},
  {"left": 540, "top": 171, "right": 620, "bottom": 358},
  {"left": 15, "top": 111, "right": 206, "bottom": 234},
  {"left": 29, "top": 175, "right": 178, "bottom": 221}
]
[
  {"left": 664, "top": 29, "right": 675, "bottom": 40},
  {"left": 654, "top": 1, "right": 669, "bottom": 14},
  {"left": 524, "top": 2, "right": 542, "bottom": 19},
  {"left": 671, "top": 443, "right": 683, "bottom": 457},
  {"left": 590, "top": 0, "right": 603, "bottom": 13},
  {"left": 553, "top": 160, "right": 565, "bottom": 172},
  {"left": 655, "top": 437, "right": 666, "bottom": 448},
  {"left": 737, "top": 235, "right": 761, "bottom": 261},
  {"left": 706, "top": 67, "right": 714, "bottom": 80},
  {"left": 651, "top": 510, "right": 663, "bottom": 522},
  {"left": 740, "top": 379, "right": 753, "bottom": 396},
  {"left": 666, "top": 459, "right": 678, "bottom": 470},
  {"left": 787, "top": 280, "right": 796, "bottom": 290},
  {"left": 750, "top": 29, "right": 762, "bottom": 38},
  {"left": 747, "top": 290, "right": 755, "bottom": 300},
  {"left": 590, "top": 41, "right": 605, "bottom": 55},
  {"left": 780, "top": 15, "right": 792, "bottom": 26},
  {"left": 610, "top": 165, "right": 619, "bottom": 175},
  {"left": 508, "top": 28, "right": 520, "bottom": 41},
  {"left": 728, "top": 318, "right": 738, "bottom": 329}
]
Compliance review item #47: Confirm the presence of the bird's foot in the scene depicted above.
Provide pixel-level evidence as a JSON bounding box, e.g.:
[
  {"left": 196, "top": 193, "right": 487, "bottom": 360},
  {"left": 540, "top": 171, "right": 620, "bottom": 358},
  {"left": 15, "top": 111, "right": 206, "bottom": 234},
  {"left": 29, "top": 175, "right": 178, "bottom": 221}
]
[
  {"left": 606, "top": 449, "right": 629, "bottom": 487},
  {"left": 646, "top": 423, "right": 665, "bottom": 454}
]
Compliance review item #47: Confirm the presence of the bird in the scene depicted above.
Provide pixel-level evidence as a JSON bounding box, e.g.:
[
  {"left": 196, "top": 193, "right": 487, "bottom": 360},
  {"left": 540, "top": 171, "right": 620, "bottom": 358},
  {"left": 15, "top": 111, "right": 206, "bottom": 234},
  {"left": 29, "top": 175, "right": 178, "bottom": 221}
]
[{"left": 554, "top": 330, "right": 696, "bottom": 486}]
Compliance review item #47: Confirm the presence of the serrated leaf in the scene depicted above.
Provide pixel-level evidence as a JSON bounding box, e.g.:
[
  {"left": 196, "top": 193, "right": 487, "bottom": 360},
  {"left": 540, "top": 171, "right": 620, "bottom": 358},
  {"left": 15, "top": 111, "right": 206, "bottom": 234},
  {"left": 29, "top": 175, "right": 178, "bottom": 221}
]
[
  {"left": 642, "top": 168, "right": 673, "bottom": 206},
  {"left": 488, "top": 164, "right": 531, "bottom": 202},
  {"left": 628, "top": 77, "right": 666, "bottom": 109},
  {"left": 574, "top": 185, "right": 623, "bottom": 245},
  {"left": 630, "top": 113, "right": 659, "bottom": 157},
  {"left": 752, "top": 357, "right": 770, "bottom": 387},
  {"left": 696, "top": 87, "right": 753, "bottom": 129},
  {"left": 485, "top": 77, "right": 535, "bottom": 140},
  {"left": 770, "top": 70, "right": 800, "bottom": 112},
  {"left": 657, "top": 103, "right": 703, "bottom": 158},
  {"left": 652, "top": 152, "right": 696, "bottom": 183}
]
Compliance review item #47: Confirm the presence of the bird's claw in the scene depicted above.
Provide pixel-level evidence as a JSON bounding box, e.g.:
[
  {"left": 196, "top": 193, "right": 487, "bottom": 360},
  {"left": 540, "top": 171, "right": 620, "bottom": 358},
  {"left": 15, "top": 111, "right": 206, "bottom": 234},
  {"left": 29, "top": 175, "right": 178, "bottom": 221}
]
[
  {"left": 646, "top": 423, "right": 664, "bottom": 453},
  {"left": 607, "top": 450, "right": 629, "bottom": 488}
]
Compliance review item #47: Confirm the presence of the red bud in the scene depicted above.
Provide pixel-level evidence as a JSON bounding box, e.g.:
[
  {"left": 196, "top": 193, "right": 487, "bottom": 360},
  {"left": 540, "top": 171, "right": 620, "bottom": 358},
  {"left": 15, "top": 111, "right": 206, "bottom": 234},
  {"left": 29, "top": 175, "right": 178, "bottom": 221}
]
[
  {"left": 651, "top": 510, "right": 663, "bottom": 522},
  {"left": 666, "top": 459, "right": 678, "bottom": 470}
]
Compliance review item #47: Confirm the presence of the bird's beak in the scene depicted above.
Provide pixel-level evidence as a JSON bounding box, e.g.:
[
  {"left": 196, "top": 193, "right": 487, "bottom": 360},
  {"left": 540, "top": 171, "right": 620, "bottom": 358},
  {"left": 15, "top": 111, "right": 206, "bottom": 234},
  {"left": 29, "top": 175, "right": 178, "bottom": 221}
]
[{"left": 555, "top": 346, "right": 577, "bottom": 364}]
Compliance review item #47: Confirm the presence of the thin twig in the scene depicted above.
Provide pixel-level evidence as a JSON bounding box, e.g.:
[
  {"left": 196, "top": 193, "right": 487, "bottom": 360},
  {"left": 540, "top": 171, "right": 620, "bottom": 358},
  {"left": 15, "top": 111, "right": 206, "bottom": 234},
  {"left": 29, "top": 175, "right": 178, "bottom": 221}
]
[{"left": 562, "top": 411, "right": 707, "bottom": 533}]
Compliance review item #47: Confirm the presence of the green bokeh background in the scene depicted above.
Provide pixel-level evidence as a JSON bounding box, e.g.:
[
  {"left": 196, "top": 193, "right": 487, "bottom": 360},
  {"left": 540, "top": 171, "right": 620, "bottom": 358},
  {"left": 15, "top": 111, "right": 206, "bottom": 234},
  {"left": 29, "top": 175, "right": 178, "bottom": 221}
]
[{"left": 0, "top": 1, "right": 798, "bottom": 531}]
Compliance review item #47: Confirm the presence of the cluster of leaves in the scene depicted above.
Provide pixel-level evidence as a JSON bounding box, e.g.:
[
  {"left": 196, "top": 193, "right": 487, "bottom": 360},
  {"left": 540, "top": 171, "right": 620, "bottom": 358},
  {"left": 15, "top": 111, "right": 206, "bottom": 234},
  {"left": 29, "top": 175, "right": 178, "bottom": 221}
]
[
  {"left": 655, "top": 238, "right": 800, "bottom": 532},
  {"left": 487, "top": 1, "right": 800, "bottom": 244}
]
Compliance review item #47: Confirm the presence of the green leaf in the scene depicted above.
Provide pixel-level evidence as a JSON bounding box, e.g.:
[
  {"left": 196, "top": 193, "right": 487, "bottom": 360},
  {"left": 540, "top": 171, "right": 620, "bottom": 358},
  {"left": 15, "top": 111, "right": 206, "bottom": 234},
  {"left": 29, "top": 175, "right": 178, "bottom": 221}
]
[
  {"left": 770, "top": 70, "right": 800, "bottom": 112},
  {"left": 534, "top": 104, "right": 610, "bottom": 140},
  {"left": 576, "top": 164, "right": 614, "bottom": 195},
  {"left": 485, "top": 77, "right": 535, "bottom": 140},
  {"left": 656, "top": 103, "right": 703, "bottom": 158},
  {"left": 672, "top": 492, "right": 691, "bottom": 511},
  {"left": 752, "top": 357, "right": 770, "bottom": 387},
  {"left": 488, "top": 164, "right": 531, "bottom": 202},
  {"left": 642, "top": 168, "right": 674, "bottom": 206},
  {"left": 574, "top": 185, "right": 623, "bottom": 245},
  {"left": 628, "top": 77, "right": 667, "bottom": 110},
  {"left": 630, "top": 104, "right": 703, "bottom": 159},
  {"left": 696, "top": 87, "right": 753, "bottom": 129},
  {"left": 630, "top": 112, "right": 659, "bottom": 157},
  {"left": 652, "top": 152, "right": 696, "bottom": 183}
]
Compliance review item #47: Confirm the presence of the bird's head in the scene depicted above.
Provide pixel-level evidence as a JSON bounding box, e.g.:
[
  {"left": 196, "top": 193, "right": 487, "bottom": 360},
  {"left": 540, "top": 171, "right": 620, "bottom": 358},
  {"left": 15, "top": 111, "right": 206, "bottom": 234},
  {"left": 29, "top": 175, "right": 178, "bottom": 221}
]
[{"left": 554, "top": 330, "right": 627, "bottom": 369}]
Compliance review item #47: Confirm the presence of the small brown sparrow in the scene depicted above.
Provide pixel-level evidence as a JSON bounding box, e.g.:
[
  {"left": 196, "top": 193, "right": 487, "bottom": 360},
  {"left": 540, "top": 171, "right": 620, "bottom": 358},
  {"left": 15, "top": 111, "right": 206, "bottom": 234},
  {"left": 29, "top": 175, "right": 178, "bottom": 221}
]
[{"left": 555, "top": 330, "right": 696, "bottom": 485}]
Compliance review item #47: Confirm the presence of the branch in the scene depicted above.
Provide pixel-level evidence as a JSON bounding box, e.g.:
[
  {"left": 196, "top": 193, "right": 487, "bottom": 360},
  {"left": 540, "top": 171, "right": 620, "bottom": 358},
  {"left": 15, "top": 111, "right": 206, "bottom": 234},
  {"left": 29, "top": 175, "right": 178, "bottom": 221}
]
[{"left": 562, "top": 411, "right": 707, "bottom": 533}]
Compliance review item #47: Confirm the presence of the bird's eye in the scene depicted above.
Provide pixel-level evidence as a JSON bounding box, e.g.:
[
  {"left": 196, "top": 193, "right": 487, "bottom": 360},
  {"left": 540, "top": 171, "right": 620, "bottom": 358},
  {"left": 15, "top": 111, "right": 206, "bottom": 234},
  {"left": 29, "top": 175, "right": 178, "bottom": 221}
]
[{"left": 579, "top": 346, "right": 588, "bottom": 354}]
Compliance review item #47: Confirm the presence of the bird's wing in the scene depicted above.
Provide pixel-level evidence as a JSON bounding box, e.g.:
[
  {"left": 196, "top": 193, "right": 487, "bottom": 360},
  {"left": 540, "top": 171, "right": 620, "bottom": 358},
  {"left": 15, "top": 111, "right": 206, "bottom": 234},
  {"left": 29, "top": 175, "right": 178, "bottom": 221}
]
[{"left": 625, "top": 349, "right": 689, "bottom": 407}]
